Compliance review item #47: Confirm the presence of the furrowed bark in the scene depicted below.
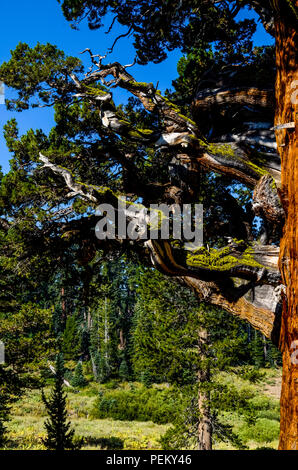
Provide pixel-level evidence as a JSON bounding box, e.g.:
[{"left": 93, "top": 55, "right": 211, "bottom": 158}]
[{"left": 274, "top": 1, "right": 298, "bottom": 451}]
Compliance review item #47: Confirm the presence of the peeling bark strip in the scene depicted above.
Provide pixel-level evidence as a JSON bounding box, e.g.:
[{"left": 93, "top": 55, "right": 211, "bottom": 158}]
[{"left": 274, "top": 1, "right": 298, "bottom": 451}]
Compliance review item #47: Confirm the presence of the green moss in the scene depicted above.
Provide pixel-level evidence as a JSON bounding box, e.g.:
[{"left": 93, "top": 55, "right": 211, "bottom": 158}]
[
  {"left": 182, "top": 134, "right": 204, "bottom": 146},
  {"left": 244, "top": 160, "right": 268, "bottom": 178},
  {"left": 126, "top": 80, "right": 151, "bottom": 91},
  {"left": 207, "top": 143, "right": 235, "bottom": 157},
  {"left": 157, "top": 94, "right": 180, "bottom": 112},
  {"left": 59, "top": 165, "right": 76, "bottom": 176},
  {"left": 125, "top": 80, "right": 156, "bottom": 100},
  {"left": 118, "top": 119, "right": 130, "bottom": 126},
  {"left": 207, "top": 143, "right": 268, "bottom": 178},
  {"left": 270, "top": 178, "right": 277, "bottom": 191},
  {"left": 177, "top": 113, "right": 197, "bottom": 127},
  {"left": 285, "top": 0, "right": 298, "bottom": 20},
  {"left": 84, "top": 85, "right": 108, "bottom": 96},
  {"left": 127, "top": 82, "right": 198, "bottom": 129},
  {"left": 128, "top": 128, "right": 154, "bottom": 139},
  {"left": 186, "top": 244, "right": 263, "bottom": 271},
  {"left": 137, "top": 128, "right": 154, "bottom": 135}
]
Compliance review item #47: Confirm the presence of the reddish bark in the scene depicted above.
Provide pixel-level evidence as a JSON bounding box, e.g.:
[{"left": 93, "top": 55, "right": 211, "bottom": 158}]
[{"left": 275, "top": 1, "right": 298, "bottom": 450}]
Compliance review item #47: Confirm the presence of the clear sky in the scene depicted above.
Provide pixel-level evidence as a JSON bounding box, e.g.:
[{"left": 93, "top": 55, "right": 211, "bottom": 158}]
[{"left": 0, "top": 1, "right": 274, "bottom": 174}]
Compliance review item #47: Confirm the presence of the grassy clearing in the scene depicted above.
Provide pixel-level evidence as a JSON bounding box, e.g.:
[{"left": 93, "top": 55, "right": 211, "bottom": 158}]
[
  {"left": 3, "top": 386, "right": 169, "bottom": 450},
  {"left": 5, "top": 415, "right": 169, "bottom": 450},
  {"left": 2, "top": 367, "right": 282, "bottom": 450}
]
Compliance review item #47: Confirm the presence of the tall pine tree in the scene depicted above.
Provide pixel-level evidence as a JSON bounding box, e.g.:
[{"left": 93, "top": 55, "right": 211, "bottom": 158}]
[{"left": 42, "top": 353, "right": 79, "bottom": 450}]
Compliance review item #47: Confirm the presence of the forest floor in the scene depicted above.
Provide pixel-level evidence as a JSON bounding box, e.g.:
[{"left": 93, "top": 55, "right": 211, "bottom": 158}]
[{"left": 2, "top": 367, "right": 282, "bottom": 450}]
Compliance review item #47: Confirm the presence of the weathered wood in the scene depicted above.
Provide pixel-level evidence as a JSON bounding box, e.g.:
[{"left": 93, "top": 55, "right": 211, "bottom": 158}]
[
  {"left": 274, "top": 1, "right": 298, "bottom": 450},
  {"left": 194, "top": 87, "right": 274, "bottom": 112},
  {"left": 145, "top": 239, "right": 281, "bottom": 339}
]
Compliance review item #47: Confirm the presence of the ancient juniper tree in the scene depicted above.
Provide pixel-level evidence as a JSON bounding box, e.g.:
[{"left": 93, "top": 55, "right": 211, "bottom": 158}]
[{"left": 0, "top": 0, "right": 297, "bottom": 449}]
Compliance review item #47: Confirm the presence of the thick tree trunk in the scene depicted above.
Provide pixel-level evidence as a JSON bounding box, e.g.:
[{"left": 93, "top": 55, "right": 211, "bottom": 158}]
[
  {"left": 197, "top": 329, "right": 212, "bottom": 450},
  {"left": 275, "top": 2, "right": 298, "bottom": 450}
]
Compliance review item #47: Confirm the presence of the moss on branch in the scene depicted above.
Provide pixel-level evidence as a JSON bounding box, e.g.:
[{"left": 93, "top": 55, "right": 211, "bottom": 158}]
[
  {"left": 206, "top": 142, "right": 269, "bottom": 178},
  {"left": 186, "top": 243, "right": 264, "bottom": 271}
]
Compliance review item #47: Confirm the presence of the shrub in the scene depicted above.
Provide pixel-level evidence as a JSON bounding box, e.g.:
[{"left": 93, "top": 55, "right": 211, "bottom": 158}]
[
  {"left": 238, "top": 418, "right": 280, "bottom": 444},
  {"left": 257, "top": 409, "right": 280, "bottom": 421},
  {"left": 238, "top": 366, "right": 265, "bottom": 383},
  {"left": 254, "top": 446, "right": 276, "bottom": 450},
  {"left": 71, "top": 362, "right": 88, "bottom": 388},
  {"left": 80, "top": 436, "right": 124, "bottom": 449},
  {"left": 91, "top": 386, "right": 183, "bottom": 424},
  {"left": 248, "top": 395, "right": 278, "bottom": 411},
  {"left": 104, "top": 379, "right": 120, "bottom": 390}
]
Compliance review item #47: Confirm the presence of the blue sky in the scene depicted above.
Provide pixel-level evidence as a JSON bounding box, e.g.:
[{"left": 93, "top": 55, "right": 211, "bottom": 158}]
[{"left": 0, "top": 1, "right": 274, "bottom": 174}]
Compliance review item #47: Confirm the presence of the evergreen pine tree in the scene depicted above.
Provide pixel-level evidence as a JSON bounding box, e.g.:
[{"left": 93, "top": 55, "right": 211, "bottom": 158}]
[
  {"left": 119, "top": 356, "right": 130, "bottom": 382},
  {"left": 71, "top": 361, "right": 87, "bottom": 388},
  {"left": 250, "top": 331, "right": 265, "bottom": 369},
  {"left": 0, "top": 367, "right": 22, "bottom": 445},
  {"left": 0, "top": 396, "right": 9, "bottom": 445},
  {"left": 89, "top": 278, "right": 119, "bottom": 382},
  {"left": 42, "top": 353, "right": 79, "bottom": 450},
  {"left": 62, "top": 315, "right": 81, "bottom": 361},
  {"left": 267, "top": 343, "right": 282, "bottom": 368},
  {"left": 98, "top": 355, "right": 110, "bottom": 384}
]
